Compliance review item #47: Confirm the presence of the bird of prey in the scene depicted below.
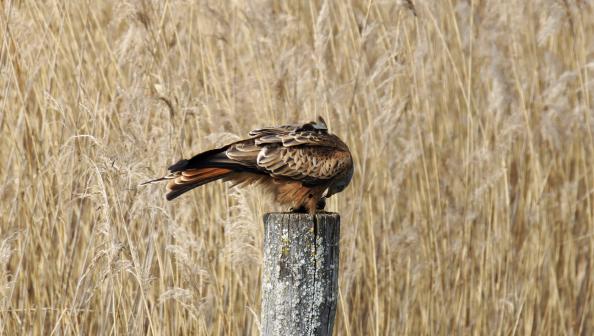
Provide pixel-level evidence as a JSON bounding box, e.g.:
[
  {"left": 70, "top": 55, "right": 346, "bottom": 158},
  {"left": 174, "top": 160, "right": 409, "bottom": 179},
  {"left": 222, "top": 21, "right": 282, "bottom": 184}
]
[{"left": 142, "top": 117, "right": 353, "bottom": 214}]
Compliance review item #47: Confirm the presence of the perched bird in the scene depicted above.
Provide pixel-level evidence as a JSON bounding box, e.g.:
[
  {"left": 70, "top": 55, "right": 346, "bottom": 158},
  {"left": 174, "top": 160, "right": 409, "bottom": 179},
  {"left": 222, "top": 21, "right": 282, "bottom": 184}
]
[{"left": 142, "top": 117, "right": 353, "bottom": 214}]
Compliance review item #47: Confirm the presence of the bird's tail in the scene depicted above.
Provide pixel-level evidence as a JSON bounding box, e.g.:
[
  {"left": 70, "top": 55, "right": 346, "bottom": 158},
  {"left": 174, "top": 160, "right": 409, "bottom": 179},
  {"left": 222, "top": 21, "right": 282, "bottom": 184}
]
[
  {"left": 164, "top": 167, "right": 233, "bottom": 200},
  {"left": 141, "top": 146, "right": 239, "bottom": 200}
]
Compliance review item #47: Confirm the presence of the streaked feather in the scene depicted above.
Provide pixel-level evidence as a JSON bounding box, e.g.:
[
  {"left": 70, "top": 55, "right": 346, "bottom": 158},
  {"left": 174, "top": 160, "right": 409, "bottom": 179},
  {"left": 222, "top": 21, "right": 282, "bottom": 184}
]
[{"left": 142, "top": 116, "right": 352, "bottom": 214}]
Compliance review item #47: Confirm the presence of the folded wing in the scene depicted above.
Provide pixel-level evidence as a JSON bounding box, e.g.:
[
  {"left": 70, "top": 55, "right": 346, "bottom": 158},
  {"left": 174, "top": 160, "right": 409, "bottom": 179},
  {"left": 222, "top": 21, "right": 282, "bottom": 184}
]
[{"left": 227, "top": 126, "right": 351, "bottom": 185}]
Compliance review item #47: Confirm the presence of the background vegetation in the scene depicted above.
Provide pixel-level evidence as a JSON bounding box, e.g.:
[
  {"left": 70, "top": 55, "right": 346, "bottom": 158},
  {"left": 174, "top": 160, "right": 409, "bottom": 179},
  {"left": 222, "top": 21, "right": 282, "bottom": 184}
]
[{"left": 1, "top": 0, "right": 594, "bottom": 334}]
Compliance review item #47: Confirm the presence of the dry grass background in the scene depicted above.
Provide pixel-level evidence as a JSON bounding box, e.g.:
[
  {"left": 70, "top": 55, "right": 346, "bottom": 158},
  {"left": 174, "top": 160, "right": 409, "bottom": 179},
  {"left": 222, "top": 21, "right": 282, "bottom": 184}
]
[{"left": 1, "top": 0, "right": 594, "bottom": 334}]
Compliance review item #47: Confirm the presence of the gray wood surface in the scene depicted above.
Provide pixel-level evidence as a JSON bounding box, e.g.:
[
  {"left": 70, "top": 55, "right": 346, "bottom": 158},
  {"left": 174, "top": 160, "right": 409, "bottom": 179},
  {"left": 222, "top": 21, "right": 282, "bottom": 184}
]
[{"left": 261, "top": 212, "right": 340, "bottom": 336}]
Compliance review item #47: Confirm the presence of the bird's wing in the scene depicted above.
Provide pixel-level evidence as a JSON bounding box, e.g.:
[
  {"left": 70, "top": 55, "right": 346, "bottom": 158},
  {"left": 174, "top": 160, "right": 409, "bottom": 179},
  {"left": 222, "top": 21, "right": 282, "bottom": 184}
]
[
  {"left": 254, "top": 145, "right": 351, "bottom": 185},
  {"left": 248, "top": 116, "right": 328, "bottom": 138},
  {"left": 226, "top": 130, "right": 351, "bottom": 185},
  {"left": 248, "top": 124, "right": 299, "bottom": 137},
  {"left": 254, "top": 130, "right": 340, "bottom": 147}
]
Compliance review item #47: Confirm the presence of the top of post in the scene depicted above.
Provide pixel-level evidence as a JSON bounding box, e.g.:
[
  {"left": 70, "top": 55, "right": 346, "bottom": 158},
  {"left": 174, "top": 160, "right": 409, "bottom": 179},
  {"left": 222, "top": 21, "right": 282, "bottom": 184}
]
[{"left": 263, "top": 212, "right": 340, "bottom": 221}]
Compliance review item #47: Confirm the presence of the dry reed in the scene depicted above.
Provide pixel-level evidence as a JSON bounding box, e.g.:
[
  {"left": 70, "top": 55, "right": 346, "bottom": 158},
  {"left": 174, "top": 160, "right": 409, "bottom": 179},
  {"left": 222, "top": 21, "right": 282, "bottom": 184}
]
[{"left": 1, "top": 0, "right": 594, "bottom": 334}]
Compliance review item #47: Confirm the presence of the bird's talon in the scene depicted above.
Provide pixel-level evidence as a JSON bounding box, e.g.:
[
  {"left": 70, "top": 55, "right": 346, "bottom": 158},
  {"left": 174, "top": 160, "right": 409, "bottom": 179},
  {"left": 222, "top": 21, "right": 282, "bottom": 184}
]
[
  {"left": 316, "top": 198, "right": 327, "bottom": 210},
  {"left": 289, "top": 206, "right": 307, "bottom": 213}
]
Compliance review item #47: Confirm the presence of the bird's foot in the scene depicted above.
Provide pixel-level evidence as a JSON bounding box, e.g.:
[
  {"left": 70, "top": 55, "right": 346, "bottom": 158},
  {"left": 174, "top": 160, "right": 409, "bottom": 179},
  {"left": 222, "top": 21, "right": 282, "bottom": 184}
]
[
  {"left": 289, "top": 206, "right": 308, "bottom": 213},
  {"left": 316, "top": 198, "right": 327, "bottom": 211}
]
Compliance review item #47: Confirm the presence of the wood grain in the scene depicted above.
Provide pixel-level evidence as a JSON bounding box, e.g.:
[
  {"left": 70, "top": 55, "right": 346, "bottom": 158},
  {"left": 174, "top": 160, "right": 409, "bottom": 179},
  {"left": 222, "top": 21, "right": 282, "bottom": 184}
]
[{"left": 261, "top": 213, "right": 340, "bottom": 336}]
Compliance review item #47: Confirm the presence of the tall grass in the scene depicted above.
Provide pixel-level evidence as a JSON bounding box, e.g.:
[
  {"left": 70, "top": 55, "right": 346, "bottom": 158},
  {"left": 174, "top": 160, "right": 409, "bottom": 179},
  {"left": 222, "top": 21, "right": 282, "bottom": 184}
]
[{"left": 1, "top": 0, "right": 594, "bottom": 334}]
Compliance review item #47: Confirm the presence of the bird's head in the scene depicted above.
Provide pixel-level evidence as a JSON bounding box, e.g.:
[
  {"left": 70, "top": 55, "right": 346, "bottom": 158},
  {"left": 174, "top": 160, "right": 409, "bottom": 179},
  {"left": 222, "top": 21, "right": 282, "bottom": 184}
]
[{"left": 325, "top": 163, "right": 354, "bottom": 198}]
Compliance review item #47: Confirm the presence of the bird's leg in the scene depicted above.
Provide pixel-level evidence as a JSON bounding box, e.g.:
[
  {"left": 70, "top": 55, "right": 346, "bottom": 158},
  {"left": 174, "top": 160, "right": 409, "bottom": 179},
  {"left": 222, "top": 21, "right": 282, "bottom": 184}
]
[
  {"left": 316, "top": 197, "right": 327, "bottom": 211},
  {"left": 289, "top": 205, "right": 308, "bottom": 213}
]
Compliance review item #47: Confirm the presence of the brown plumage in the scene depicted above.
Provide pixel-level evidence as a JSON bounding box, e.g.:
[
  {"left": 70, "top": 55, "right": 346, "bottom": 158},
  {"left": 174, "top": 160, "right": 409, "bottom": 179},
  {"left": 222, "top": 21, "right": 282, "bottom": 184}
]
[{"left": 142, "top": 117, "right": 353, "bottom": 214}]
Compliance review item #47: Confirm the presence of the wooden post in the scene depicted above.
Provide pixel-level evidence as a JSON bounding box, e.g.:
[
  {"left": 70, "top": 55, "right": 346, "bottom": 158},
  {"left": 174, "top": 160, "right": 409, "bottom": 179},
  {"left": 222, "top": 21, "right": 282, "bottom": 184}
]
[{"left": 261, "top": 213, "right": 340, "bottom": 336}]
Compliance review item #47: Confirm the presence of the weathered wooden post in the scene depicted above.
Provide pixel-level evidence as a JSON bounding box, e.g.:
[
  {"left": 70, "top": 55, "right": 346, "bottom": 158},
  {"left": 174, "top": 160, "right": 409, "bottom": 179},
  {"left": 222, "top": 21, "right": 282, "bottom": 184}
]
[{"left": 261, "top": 212, "right": 340, "bottom": 336}]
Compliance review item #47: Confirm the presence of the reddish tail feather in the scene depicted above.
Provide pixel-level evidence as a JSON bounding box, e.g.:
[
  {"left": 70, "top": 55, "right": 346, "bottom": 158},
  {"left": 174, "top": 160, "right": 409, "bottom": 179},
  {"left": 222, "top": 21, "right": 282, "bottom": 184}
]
[{"left": 165, "top": 167, "right": 233, "bottom": 200}]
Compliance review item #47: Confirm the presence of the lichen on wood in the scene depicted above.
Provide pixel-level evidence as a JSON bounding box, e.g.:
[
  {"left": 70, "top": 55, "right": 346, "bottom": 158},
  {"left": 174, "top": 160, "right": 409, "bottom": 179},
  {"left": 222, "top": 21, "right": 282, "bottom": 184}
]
[{"left": 261, "top": 212, "right": 340, "bottom": 336}]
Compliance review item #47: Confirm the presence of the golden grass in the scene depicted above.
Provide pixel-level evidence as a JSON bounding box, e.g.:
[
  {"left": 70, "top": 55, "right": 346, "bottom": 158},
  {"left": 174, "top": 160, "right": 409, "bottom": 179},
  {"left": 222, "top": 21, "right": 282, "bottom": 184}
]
[{"left": 1, "top": 0, "right": 594, "bottom": 334}]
